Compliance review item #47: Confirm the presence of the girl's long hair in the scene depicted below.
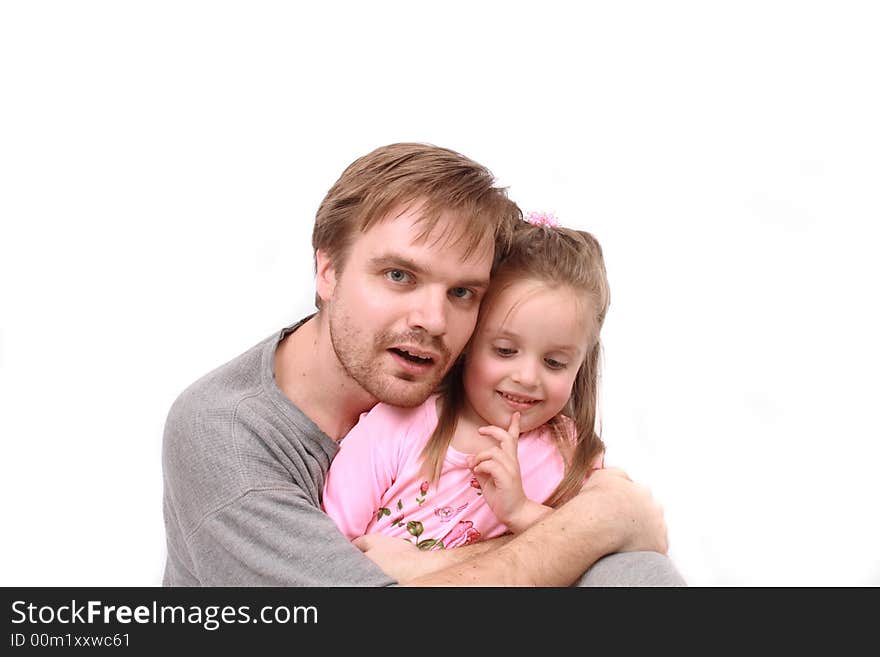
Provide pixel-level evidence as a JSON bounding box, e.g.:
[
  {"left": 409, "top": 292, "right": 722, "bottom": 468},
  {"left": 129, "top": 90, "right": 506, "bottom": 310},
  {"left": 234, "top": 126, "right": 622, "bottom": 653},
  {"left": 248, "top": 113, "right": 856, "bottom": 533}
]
[{"left": 419, "top": 221, "right": 611, "bottom": 508}]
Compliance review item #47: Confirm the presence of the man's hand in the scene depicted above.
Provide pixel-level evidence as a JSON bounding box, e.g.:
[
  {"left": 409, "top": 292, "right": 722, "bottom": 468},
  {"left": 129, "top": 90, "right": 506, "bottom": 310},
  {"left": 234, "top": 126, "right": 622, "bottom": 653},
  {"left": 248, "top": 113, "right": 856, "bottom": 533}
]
[
  {"left": 352, "top": 534, "right": 444, "bottom": 582},
  {"left": 578, "top": 467, "right": 668, "bottom": 555}
]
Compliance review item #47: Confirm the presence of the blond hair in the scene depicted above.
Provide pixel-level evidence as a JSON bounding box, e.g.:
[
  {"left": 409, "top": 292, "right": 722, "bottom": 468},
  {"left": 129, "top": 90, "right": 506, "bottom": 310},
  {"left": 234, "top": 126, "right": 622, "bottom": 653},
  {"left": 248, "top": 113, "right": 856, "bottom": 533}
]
[
  {"left": 420, "top": 221, "right": 611, "bottom": 508},
  {"left": 312, "top": 143, "right": 520, "bottom": 307}
]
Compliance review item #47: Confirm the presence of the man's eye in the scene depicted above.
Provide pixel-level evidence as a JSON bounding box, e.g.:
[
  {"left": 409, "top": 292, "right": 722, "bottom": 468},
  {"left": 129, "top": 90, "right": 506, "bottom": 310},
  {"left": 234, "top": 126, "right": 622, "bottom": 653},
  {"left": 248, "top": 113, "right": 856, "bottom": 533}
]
[
  {"left": 386, "top": 270, "right": 411, "bottom": 283},
  {"left": 450, "top": 287, "right": 474, "bottom": 300},
  {"left": 545, "top": 358, "right": 567, "bottom": 370}
]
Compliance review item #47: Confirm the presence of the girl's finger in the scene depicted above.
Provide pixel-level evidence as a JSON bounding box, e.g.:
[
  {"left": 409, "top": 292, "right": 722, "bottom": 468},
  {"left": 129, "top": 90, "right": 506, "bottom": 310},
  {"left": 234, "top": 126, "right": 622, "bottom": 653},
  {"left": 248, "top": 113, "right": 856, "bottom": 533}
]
[
  {"left": 469, "top": 448, "right": 512, "bottom": 472},
  {"left": 478, "top": 425, "right": 518, "bottom": 459},
  {"left": 508, "top": 411, "right": 521, "bottom": 441},
  {"left": 473, "top": 459, "right": 505, "bottom": 484}
]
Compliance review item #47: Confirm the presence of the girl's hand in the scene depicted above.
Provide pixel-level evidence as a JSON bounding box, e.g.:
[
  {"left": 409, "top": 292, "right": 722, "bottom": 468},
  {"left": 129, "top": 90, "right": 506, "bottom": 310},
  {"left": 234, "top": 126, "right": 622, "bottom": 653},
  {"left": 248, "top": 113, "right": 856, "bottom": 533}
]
[{"left": 467, "top": 412, "right": 551, "bottom": 533}]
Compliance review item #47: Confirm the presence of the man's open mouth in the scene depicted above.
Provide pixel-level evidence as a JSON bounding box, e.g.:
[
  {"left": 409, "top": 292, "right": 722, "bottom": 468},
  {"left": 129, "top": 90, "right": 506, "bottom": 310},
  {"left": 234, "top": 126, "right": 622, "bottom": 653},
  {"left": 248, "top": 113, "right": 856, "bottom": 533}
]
[{"left": 389, "top": 347, "right": 435, "bottom": 365}]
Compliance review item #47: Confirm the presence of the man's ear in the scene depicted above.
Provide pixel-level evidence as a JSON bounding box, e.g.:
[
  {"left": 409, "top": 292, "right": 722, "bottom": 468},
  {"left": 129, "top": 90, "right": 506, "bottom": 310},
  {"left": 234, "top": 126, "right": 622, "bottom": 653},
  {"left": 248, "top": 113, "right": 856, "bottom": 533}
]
[{"left": 315, "top": 249, "right": 338, "bottom": 304}]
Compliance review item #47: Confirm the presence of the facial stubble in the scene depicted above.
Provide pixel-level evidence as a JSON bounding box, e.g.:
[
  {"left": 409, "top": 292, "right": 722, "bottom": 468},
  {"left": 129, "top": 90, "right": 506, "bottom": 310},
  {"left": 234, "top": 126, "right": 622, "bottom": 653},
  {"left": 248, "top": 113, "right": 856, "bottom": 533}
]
[{"left": 327, "top": 305, "right": 452, "bottom": 408}]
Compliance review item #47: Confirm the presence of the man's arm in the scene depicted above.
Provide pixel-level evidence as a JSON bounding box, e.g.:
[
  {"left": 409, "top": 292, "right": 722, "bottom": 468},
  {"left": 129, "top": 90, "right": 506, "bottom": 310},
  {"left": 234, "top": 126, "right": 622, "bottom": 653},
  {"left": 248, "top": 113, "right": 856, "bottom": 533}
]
[
  {"left": 162, "top": 390, "right": 396, "bottom": 587},
  {"left": 411, "top": 468, "right": 667, "bottom": 586},
  {"left": 356, "top": 468, "right": 667, "bottom": 586},
  {"left": 353, "top": 533, "right": 515, "bottom": 582},
  {"left": 170, "top": 488, "right": 396, "bottom": 586}
]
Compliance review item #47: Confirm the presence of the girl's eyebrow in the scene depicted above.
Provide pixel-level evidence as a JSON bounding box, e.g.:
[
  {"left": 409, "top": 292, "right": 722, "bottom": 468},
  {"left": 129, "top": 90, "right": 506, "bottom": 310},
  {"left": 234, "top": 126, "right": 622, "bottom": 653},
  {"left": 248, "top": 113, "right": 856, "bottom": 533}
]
[
  {"left": 487, "top": 327, "right": 580, "bottom": 354},
  {"left": 487, "top": 326, "right": 519, "bottom": 339}
]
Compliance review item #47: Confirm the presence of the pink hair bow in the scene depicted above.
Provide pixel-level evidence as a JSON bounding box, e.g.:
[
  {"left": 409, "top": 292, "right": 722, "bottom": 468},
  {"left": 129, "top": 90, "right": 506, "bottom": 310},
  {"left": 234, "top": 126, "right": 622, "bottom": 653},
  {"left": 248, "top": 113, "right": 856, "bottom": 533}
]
[{"left": 524, "top": 211, "right": 559, "bottom": 228}]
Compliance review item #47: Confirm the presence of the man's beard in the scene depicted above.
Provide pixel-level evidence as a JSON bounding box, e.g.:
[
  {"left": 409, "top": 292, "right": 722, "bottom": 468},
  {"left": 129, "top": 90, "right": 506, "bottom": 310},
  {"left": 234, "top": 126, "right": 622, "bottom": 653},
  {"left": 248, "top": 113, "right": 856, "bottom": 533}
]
[{"left": 328, "top": 309, "right": 451, "bottom": 408}]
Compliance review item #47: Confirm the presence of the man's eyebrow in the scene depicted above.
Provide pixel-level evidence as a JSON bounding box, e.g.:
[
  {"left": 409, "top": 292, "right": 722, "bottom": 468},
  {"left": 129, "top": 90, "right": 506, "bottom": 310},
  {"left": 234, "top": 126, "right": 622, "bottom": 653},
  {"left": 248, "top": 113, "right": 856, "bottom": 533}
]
[
  {"left": 370, "top": 255, "right": 427, "bottom": 275},
  {"left": 370, "top": 255, "right": 490, "bottom": 290}
]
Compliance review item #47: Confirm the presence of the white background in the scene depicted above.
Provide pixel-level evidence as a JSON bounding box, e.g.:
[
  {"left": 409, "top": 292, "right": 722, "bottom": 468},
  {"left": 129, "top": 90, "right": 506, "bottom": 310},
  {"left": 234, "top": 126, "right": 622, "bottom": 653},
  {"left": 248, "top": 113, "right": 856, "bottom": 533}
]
[{"left": 2, "top": 1, "right": 878, "bottom": 586}]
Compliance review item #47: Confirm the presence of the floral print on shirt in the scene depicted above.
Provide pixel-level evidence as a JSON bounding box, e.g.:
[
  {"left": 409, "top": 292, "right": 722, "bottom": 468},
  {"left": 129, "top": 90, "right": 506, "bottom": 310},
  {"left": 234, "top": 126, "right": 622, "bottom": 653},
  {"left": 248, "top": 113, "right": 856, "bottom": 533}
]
[{"left": 375, "top": 479, "right": 483, "bottom": 550}]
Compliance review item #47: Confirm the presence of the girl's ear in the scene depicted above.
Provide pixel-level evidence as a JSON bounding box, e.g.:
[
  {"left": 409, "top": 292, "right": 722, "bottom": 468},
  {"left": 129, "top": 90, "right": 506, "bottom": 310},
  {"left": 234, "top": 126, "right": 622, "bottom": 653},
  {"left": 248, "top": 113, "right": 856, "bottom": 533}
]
[{"left": 315, "top": 249, "right": 337, "bottom": 304}]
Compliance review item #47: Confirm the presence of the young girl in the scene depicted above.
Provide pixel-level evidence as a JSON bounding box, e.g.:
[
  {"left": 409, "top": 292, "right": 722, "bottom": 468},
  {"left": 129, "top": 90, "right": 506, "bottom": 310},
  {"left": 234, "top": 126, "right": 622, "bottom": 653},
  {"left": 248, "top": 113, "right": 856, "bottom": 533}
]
[{"left": 322, "top": 212, "right": 610, "bottom": 549}]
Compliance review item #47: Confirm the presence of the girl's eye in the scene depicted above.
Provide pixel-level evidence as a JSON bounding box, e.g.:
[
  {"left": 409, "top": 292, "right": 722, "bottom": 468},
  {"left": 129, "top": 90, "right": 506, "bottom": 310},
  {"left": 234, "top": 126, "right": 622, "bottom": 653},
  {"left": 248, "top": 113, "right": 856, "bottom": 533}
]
[
  {"left": 386, "top": 269, "right": 411, "bottom": 283},
  {"left": 450, "top": 287, "right": 474, "bottom": 300},
  {"left": 495, "top": 347, "right": 516, "bottom": 357},
  {"left": 545, "top": 358, "right": 567, "bottom": 370}
]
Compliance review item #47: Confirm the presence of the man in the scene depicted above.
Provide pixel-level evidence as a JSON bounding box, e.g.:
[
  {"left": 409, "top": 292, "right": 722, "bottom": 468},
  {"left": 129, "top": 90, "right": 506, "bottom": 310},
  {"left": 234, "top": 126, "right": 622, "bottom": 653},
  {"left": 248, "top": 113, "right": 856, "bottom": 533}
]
[{"left": 162, "top": 142, "right": 682, "bottom": 586}]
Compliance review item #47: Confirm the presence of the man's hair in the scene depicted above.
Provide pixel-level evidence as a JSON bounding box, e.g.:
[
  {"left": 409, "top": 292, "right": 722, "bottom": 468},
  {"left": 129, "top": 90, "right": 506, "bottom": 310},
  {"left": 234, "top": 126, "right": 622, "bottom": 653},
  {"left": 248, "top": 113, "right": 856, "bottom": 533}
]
[{"left": 312, "top": 143, "right": 520, "bottom": 308}]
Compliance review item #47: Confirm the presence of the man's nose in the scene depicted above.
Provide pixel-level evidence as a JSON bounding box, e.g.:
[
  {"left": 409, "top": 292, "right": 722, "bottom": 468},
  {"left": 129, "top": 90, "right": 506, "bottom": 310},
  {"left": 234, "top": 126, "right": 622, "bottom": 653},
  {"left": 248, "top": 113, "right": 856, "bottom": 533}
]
[{"left": 407, "top": 287, "right": 448, "bottom": 337}]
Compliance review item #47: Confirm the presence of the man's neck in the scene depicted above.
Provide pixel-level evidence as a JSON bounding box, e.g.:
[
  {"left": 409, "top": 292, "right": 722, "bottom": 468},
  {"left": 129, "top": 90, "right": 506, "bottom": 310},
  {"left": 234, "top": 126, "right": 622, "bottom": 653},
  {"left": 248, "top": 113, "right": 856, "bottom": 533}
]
[{"left": 274, "top": 314, "right": 378, "bottom": 440}]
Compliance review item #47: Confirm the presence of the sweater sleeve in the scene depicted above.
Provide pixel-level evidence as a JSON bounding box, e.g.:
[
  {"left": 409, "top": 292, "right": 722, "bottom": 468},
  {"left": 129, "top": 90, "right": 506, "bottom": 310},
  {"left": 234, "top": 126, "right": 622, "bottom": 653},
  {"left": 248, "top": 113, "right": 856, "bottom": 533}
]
[
  {"left": 162, "top": 394, "right": 396, "bottom": 586},
  {"left": 184, "top": 488, "right": 395, "bottom": 586},
  {"left": 322, "top": 404, "right": 405, "bottom": 540}
]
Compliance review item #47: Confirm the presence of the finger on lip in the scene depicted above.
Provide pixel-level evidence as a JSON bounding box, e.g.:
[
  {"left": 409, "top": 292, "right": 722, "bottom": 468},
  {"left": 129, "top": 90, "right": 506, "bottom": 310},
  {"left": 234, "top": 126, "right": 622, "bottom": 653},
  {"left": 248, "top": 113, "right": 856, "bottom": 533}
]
[{"left": 509, "top": 411, "right": 521, "bottom": 433}]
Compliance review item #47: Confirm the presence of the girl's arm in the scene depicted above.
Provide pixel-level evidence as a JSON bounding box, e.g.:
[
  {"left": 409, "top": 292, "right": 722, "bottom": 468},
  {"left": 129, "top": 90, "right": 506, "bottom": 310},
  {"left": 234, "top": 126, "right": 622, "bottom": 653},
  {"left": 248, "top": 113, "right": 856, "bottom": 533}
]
[{"left": 467, "top": 412, "right": 553, "bottom": 533}]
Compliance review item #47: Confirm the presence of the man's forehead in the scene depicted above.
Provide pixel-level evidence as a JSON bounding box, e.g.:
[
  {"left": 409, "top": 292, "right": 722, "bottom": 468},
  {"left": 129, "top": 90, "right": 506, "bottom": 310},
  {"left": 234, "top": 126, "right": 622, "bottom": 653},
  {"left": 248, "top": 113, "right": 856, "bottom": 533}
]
[
  {"left": 417, "top": 224, "right": 495, "bottom": 265},
  {"left": 368, "top": 205, "right": 495, "bottom": 265}
]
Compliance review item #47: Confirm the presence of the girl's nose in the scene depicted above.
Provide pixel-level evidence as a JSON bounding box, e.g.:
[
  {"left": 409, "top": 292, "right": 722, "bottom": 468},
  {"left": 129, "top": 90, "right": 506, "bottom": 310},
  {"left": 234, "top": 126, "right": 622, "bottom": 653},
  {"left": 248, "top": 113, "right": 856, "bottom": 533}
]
[{"left": 511, "top": 360, "right": 539, "bottom": 387}]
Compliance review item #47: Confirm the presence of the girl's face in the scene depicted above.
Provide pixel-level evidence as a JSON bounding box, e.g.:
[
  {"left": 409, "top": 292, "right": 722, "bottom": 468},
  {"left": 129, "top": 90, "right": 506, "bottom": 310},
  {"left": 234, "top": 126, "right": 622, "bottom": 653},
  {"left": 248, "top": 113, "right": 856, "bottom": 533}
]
[{"left": 461, "top": 279, "right": 592, "bottom": 433}]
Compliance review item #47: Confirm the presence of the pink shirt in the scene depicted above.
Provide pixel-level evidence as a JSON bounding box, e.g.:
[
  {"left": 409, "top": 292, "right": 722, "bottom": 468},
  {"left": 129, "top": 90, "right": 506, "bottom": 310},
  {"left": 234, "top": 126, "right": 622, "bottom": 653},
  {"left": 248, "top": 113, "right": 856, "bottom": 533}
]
[{"left": 323, "top": 395, "right": 567, "bottom": 549}]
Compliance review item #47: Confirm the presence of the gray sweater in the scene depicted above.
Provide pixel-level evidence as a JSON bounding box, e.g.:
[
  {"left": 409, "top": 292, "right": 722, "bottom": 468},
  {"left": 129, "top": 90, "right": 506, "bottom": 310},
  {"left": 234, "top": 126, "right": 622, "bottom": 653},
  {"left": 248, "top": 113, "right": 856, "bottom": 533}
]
[{"left": 162, "top": 319, "right": 395, "bottom": 586}]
